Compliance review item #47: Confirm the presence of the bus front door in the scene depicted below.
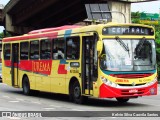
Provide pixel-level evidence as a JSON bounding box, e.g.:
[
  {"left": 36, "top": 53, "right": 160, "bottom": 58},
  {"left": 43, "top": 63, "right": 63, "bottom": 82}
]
[
  {"left": 82, "top": 36, "right": 97, "bottom": 95},
  {"left": 11, "top": 43, "right": 19, "bottom": 87}
]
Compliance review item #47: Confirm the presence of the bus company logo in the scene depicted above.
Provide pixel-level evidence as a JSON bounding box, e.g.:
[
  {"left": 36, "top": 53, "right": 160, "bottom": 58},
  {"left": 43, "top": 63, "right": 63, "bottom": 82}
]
[
  {"left": 115, "top": 79, "right": 129, "bottom": 83},
  {"left": 32, "top": 60, "right": 52, "bottom": 75},
  {"left": 132, "top": 82, "right": 136, "bottom": 86},
  {"left": 150, "top": 88, "right": 156, "bottom": 95}
]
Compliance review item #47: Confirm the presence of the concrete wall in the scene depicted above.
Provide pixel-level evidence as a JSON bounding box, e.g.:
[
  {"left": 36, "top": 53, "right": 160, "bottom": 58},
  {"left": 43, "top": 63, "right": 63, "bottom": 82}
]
[{"left": 108, "top": 1, "right": 131, "bottom": 23}]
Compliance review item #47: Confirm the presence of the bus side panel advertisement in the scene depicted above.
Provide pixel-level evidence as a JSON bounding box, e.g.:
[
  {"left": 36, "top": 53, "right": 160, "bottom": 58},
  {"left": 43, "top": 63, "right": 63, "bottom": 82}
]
[{"left": 19, "top": 60, "right": 52, "bottom": 75}]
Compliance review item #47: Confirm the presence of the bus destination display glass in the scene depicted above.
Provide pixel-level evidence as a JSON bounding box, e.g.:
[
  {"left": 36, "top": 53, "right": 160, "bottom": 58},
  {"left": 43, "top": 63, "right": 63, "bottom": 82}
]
[{"left": 102, "top": 26, "right": 154, "bottom": 35}]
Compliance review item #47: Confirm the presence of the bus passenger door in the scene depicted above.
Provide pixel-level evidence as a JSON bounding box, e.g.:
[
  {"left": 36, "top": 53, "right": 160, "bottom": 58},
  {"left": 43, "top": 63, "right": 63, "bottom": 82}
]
[
  {"left": 11, "top": 43, "right": 19, "bottom": 87},
  {"left": 82, "top": 36, "right": 98, "bottom": 95}
]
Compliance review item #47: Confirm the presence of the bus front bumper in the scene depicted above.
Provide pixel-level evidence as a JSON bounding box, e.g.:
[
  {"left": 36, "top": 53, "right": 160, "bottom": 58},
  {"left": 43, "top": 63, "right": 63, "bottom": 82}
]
[{"left": 99, "top": 82, "right": 157, "bottom": 98}]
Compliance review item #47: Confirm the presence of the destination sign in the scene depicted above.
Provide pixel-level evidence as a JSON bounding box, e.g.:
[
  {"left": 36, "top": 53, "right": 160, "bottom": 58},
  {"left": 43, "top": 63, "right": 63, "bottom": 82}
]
[{"left": 102, "top": 26, "right": 154, "bottom": 35}]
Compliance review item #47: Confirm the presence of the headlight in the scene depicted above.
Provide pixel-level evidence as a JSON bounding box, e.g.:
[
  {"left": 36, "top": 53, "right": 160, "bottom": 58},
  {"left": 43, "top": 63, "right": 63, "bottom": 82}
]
[
  {"left": 112, "top": 82, "right": 117, "bottom": 87},
  {"left": 100, "top": 76, "right": 117, "bottom": 87},
  {"left": 146, "top": 77, "right": 157, "bottom": 86}
]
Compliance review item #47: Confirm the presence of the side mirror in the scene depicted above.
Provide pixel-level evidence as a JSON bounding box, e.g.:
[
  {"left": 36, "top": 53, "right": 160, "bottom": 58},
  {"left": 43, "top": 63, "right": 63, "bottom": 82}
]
[{"left": 97, "top": 41, "right": 103, "bottom": 56}]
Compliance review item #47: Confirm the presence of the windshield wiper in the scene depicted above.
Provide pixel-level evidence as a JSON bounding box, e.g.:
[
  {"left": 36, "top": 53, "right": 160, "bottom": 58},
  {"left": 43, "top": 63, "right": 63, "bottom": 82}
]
[{"left": 115, "top": 36, "right": 130, "bottom": 57}]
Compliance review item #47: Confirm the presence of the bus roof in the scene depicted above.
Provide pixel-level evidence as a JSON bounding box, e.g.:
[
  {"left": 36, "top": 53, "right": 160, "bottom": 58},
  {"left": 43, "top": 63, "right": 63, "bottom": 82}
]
[
  {"left": 3, "top": 25, "right": 82, "bottom": 42},
  {"left": 2, "top": 23, "right": 154, "bottom": 42},
  {"left": 28, "top": 25, "right": 80, "bottom": 34}
]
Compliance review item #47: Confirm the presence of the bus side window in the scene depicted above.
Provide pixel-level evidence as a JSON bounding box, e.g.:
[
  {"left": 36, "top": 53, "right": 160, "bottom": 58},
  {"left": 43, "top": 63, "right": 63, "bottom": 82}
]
[
  {"left": 20, "top": 42, "right": 29, "bottom": 60},
  {"left": 66, "top": 36, "right": 80, "bottom": 60},
  {"left": 4, "top": 43, "right": 11, "bottom": 60},
  {"left": 40, "top": 39, "right": 51, "bottom": 59},
  {"left": 52, "top": 38, "right": 65, "bottom": 59},
  {"left": 30, "top": 40, "right": 39, "bottom": 60}
]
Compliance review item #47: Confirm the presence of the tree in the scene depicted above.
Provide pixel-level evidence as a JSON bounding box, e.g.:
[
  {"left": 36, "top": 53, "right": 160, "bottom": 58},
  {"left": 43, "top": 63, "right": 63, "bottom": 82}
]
[
  {"left": 0, "top": 31, "right": 12, "bottom": 39},
  {"left": 131, "top": 11, "right": 141, "bottom": 24}
]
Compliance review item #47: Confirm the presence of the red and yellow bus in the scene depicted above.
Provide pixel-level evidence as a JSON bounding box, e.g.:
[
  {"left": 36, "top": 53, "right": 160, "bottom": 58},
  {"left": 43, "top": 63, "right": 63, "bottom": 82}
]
[
  {"left": 2, "top": 23, "right": 157, "bottom": 103},
  {"left": 0, "top": 39, "right": 2, "bottom": 63}
]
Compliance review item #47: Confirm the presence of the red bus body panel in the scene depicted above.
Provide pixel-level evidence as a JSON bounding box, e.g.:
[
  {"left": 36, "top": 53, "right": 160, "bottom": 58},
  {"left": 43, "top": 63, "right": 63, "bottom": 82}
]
[{"left": 99, "top": 82, "right": 157, "bottom": 98}]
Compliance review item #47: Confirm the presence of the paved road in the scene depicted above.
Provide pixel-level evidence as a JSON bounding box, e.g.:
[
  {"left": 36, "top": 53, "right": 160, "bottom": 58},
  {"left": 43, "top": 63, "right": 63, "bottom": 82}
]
[{"left": 0, "top": 83, "right": 160, "bottom": 120}]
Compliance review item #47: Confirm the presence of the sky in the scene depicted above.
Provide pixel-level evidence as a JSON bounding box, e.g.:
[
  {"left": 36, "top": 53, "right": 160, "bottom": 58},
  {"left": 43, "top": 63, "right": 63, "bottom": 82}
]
[
  {"left": 0, "top": 0, "right": 9, "bottom": 6},
  {"left": 0, "top": 0, "right": 10, "bottom": 33},
  {"left": 131, "top": 0, "right": 160, "bottom": 13},
  {"left": 0, "top": 0, "right": 160, "bottom": 32}
]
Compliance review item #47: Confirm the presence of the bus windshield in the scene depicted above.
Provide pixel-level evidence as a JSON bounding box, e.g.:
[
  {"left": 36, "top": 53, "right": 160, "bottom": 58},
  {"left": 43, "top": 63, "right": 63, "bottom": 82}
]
[{"left": 100, "top": 39, "right": 156, "bottom": 71}]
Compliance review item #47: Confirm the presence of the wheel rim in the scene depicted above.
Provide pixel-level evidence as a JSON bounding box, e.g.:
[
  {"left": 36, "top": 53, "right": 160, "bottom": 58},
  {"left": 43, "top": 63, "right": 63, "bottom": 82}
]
[
  {"left": 23, "top": 80, "right": 29, "bottom": 94},
  {"left": 74, "top": 86, "right": 80, "bottom": 98}
]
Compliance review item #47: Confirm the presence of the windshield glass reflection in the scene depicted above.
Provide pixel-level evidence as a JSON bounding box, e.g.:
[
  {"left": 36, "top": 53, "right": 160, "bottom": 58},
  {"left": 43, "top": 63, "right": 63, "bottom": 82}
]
[{"left": 100, "top": 39, "right": 156, "bottom": 71}]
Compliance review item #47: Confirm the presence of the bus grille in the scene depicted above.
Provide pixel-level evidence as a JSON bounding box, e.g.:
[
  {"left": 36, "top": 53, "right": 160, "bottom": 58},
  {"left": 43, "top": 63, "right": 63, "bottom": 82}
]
[{"left": 110, "top": 73, "right": 153, "bottom": 79}]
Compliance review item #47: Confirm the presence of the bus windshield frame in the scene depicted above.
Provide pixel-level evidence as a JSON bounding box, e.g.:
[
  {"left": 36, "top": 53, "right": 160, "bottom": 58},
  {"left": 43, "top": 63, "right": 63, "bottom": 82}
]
[{"left": 100, "top": 38, "right": 156, "bottom": 72}]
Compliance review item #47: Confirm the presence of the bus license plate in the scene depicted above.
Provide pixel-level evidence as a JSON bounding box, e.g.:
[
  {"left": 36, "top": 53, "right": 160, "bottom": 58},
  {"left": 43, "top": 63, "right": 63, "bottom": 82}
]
[{"left": 129, "top": 89, "right": 138, "bottom": 93}]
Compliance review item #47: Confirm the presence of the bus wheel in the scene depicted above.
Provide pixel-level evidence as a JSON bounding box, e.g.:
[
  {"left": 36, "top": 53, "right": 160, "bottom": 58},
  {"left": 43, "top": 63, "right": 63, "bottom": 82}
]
[
  {"left": 22, "top": 77, "right": 30, "bottom": 95},
  {"left": 72, "top": 81, "right": 83, "bottom": 104},
  {"left": 116, "top": 98, "right": 129, "bottom": 103}
]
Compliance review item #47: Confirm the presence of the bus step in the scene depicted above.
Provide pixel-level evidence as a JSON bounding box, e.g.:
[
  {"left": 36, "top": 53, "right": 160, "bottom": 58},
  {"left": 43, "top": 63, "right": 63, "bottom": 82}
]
[
  {"left": 85, "top": 89, "right": 93, "bottom": 95},
  {"left": 13, "top": 85, "right": 19, "bottom": 88}
]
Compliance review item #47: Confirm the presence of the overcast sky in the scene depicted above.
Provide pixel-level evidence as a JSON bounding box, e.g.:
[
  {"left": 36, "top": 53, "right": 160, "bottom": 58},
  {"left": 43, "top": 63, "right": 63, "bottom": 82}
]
[
  {"left": 0, "top": 0, "right": 160, "bottom": 33},
  {"left": 0, "top": 0, "right": 9, "bottom": 33},
  {"left": 131, "top": 0, "right": 160, "bottom": 13},
  {"left": 0, "top": 0, "right": 9, "bottom": 6}
]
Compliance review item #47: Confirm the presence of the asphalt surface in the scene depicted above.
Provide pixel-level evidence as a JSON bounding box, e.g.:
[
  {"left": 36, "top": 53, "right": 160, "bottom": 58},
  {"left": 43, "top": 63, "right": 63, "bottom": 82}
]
[{"left": 0, "top": 82, "right": 160, "bottom": 120}]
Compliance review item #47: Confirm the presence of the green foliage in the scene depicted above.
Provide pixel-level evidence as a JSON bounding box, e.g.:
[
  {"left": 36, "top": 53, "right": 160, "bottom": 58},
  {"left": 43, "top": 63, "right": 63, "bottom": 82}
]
[
  {"left": 0, "top": 31, "right": 12, "bottom": 39},
  {"left": 131, "top": 11, "right": 141, "bottom": 18},
  {"left": 131, "top": 11, "right": 141, "bottom": 24}
]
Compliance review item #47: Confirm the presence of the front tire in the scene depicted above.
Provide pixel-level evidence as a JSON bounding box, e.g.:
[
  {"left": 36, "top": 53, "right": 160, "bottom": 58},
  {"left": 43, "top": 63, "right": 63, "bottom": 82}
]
[
  {"left": 72, "top": 81, "right": 84, "bottom": 104},
  {"left": 22, "top": 77, "right": 30, "bottom": 95},
  {"left": 116, "top": 98, "right": 129, "bottom": 103}
]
